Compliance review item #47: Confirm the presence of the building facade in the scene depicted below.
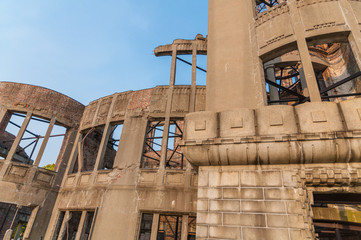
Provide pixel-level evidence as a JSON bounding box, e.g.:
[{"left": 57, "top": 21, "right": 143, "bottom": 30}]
[{"left": 1, "top": 0, "right": 361, "bottom": 239}]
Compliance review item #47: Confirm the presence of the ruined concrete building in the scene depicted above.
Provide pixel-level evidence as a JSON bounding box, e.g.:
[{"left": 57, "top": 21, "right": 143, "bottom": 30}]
[{"left": 1, "top": 0, "right": 361, "bottom": 239}]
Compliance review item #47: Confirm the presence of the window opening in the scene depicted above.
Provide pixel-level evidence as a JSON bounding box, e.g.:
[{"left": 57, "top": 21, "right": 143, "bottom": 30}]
[
  {"left": 52, "top": 211, "right": 65, "bottom": 240},
  {"left": 0, "top": 202, "right": 32, "bottom": 240},
  {"left": 141, "top": 121, "right": 164, "bottom": 169},
  {"left": 62, "top": 211, "right": 82, "bottom": 240},
  {"left": 0, "top": 113, "right": 24, "bottom": 161},
  {"left": 100, "top": 123, "right": 123, "bottom": 170},
  {"left": 80, "top": 211, "right": 95, "bottom": 240},
  {"left": 166, "top": 120, "right": 185, "bottom": 170},
  {"left": 75, "top": 127, "right": 104, "bottom": 173},
  {"left": 0, "top": 113, "right": 66, "bottom": 170},
  {"left": 157, "top": 215, "right": 182, "bottom": 240},
  {"left": 313, "top": 193, "right": 361, "bottom": 240},
  {"left": 139, "top": 213, "right": 153, "bottom": 240},
  {"left": 187, "top": 217, "right": 196, "bottom": 240},
  {"left": 256, "top": 0, "right": 280, "bottom": 14}
]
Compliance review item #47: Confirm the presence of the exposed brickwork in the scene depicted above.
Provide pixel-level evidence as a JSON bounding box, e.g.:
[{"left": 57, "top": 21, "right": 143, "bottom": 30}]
[{"left": 0, "top": 82, "right": 84, "bottom": 128}]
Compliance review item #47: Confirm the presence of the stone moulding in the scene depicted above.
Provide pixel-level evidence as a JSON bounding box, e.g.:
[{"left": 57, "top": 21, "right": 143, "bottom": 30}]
[{"left": 180, "top": 99, "right": 361, "bottom": 166}]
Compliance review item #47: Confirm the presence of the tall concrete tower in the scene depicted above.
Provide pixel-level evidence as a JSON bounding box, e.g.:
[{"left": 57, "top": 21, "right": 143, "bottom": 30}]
[{"left": 182, "top": 0, "right": 361, "bottom": 239}]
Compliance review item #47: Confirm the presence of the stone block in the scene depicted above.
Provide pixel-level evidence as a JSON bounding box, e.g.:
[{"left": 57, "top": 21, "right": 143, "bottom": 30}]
[
  {"left": 209, "top": 226, "right": 241, "bottom": 239},
  {"left": 209, "top": 200, "right": 240, "bottom": 212},
  {"left": 197, "top": 200, "right": 209, "bottom": 211},
  {"left": 241, "top": 201, "right": 286, "bottom": 213},
  {"left": 197, "top": 213, "right": 222, "bottom": 225},
  {"left": 286, "top": 201, "right": 304, "bottom": 214},
  {"left": 196, "top": 225, "right": 209, "bottom": 238},
  {"left": 264, "top": 188, "right": 298, "bottom": 200},
  {"left": 267, "top": 214, "right": 288, "bottom": 228},
  {"left": 209, "top": 171, "right": 239, "bottom": 187},
  {"left": 240, "top": 171, "right": 282, "bottom": 187},
  {"left": 223, "top": 213, "right": 266, "bottom": 227},
  {"left": 198, "top": 188, "right": 222, "bottom": 199},
  {"left": 198, "top": 171, "right": 209, "bottom": 187},
  {"left": 243, "top": 228, "right": 289, "bottom": 240},
  {"left": 290, "top": 230, "right": 308, "bottom": 240},
  {"left": 288, "top": 215, "right": 305, "bottom": 229},
  {"left": 224, "top": 188, "right": 263, "bottom": 200}
]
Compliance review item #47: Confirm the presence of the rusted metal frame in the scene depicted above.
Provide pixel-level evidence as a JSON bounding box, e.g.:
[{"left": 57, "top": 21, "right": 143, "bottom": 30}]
[
  {"left": 266, "top": 79, "right": 306, "bottom": 99},
  {"left": 268, "top": 98, "right": 299, "bottom": 103},
  {"left": 176, "top": 57, "right": 207, "bottom": 73},
  {"left": 296, "top": 71, "right": 361, "bottom": 104},
  {"left": 146, "top": 121, "right": 162, "bottom": 135},
  {"left": 12, "top": 112, "right": 51, "bottom": 124},
  {"left": 16, "top": 134, "right": 65, "bottom": 141},
  {"left": 166, "top": 145, "right": 180, "bottom": 166},
  {"left": 314, "top": 221, "right": 361, "bottom": 232},
  {"left": 276, "top": 72, "right": 299, "bottom": 80},
  {"left": 320, "top": 72, "right": 361, "bottom": 95},
  {"left": 143, "top": 155, "right": 161, "bottom": 162},
  {"left": 322, "top": 93, "right": 361, "bottom": 99},
  {"left": 4, "top": 112, "right": 32, "bottom": 163},
  {"left": 27, "top": 138, "right": 39, "bottom": 163},
  {"left": 164, "top": 215, "right": 176, "bottom": 237},
  {"left": 172, "top": 121, "right": 183, "bottom": 135},
  {"left": 144, "top": 142, "right": 161, "bottom": 157},
  {"left": 8, "top": 121, "right": 38, "bottom": 137}
]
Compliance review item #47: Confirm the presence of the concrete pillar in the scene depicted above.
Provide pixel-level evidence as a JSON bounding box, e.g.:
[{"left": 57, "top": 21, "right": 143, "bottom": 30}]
[
  {"left": 189, "top": 46, "right": 197, "bottom": 112},
  {"left": 206, "top": 0, "right": 267, "bottom": 111},
  {"left": 339, "top": 0, "right": 361, "bottom": 70},
  {"left": 288, "top": 0, "right": 321, "bottom": 102},
  {"left": 264, "top": 64, "right": 280, "bottom": 104}
]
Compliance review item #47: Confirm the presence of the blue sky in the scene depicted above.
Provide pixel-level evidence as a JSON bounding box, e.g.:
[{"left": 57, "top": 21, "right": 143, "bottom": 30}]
[{"left": 0, "top": 0, "right": 208, "bottom": 105}]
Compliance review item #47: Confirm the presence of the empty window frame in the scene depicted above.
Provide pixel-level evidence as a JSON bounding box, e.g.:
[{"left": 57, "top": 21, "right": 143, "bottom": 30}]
[
  {"left": 141, "top": 120, "right": 186, "bottom": 169},
  {"left": 99, "top": 123, "right": 123, "bottom": 170},
  {"left": 139, "top": 213, "right": 153, "bottom": 240},
  {"left": 0, "top": 202, "right": 32, "bottom": 240},
  {"left": 166, "top": 120, "right": 185, "bottom": 170},
  {"left": 158, "top": 215, "right": 182, "bottom": 240},
  {"left": 256, "top": 0, "right": 281, "bottom": 14},
  {"left": 312, "top": 193, "right": 361, "bottom": 240},
  {"left": 141, "top": 121, "right": 164, "bottom": 169},
  {"left": 138, "top": 213, "right": 196, "bottom": 240},
  {"left": 0, "top": 112, "right": 66, "bottom": 170},
  {"left": 53, "top": 210, "right": 96, "bottom": 240},
  {"left": 73, "top": 127, "right": 104, "bottom": 173}
]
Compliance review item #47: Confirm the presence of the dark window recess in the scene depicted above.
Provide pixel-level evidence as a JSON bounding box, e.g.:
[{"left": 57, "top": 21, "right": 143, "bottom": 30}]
[
  {"left": 81, "top": 211, "right": 95, "bottom": 240},
  {"left": 313, "top": 193, "right": 361, "bottom": 240},
  {"left": 62, "top": 211, "right": 82, "bottom": 240},
  {"left": 52, "top": 211, "right": 65, "bottom": 240},
  {"left": 139, "top": 213, "right": 153, "bottom": 240},
  {"left": 188, "top": 217, "right": 196, "bottom": 240},
  {"left": 100, "top": 124, "right": 123, "bottom": 170},
  {"left": 0, "top": 202, "right": 32, "bottom": 240},
  {"left": 166, "top": 120, "right": 185, "bottom": 170},
  {"left": 141, "top": 121, "right": 164, "bottom": 169},
  {"left": 157, "top": 215, "right": 182, "bottom": 240},
  {"left": 72, "top": 127, "right": 104, "bottom": 173}
]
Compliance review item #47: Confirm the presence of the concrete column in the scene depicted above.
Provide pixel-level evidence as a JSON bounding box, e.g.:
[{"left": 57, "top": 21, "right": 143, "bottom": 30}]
[
  {"left": 339, "top": 0, "right": 361, "bottom": 70},
  {"left": 264, "top": 64, "right": 280, "bottom": 104},
  {"left": 299, "top": 67, "right": 310, "bottom": 97},
  {"left": 150, "top": 213, "right": 160, "bottom": 240},
  {"left": 206, "top": 0, "right": 267, "bottom": 111},
  {"left": 159, "top": 46, "right": 177, "bottom": 170},
  {"left": 34, "top": 117, "right": 56, "bottom": 167},
  {"left": 288, "top": 0, "right": 321, "bottom": 102},
  {"left": 74, "top": 211, "right": 87, "bottom": 240},
  {"left": 189, "top": 46, "right": 197, "bottom": 112}
]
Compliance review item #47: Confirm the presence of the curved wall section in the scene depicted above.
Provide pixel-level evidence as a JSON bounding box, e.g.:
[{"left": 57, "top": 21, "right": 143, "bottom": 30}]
[{"left": 0, "top": 82, "right": 84, "bottom": 128}]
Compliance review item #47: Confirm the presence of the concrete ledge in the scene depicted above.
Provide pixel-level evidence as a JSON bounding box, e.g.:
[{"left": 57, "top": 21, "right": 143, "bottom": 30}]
[{"left": 181, "top": 100, "right": 361, "bottom": 166}]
